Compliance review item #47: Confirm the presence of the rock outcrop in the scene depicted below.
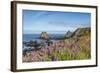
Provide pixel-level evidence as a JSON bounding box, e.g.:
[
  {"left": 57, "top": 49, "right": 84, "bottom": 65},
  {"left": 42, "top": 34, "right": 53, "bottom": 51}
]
[
  {"left": 65, "top": 30, "right": 72, "bottom": 38},
  {"left": 40, "top": 32, "right": 49, "bottom": 40}
]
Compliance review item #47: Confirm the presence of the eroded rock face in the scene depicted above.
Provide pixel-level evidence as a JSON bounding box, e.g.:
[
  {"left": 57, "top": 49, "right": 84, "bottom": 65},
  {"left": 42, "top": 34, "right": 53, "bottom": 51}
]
[{"left": 40, "top": 32, "right": 49, "bottom": 40}]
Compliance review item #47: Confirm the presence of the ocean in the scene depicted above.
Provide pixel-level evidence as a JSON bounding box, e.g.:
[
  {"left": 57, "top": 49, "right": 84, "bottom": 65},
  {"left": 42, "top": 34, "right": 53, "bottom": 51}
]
[{"left": 23, "top": 34, "right": 65, "bottom": 41}]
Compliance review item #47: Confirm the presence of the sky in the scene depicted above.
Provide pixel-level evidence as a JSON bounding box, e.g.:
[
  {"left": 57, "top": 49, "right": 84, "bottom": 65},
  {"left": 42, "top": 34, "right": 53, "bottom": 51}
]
[{"left": 23, "top": 10, "right": 91, "bottom": 34}]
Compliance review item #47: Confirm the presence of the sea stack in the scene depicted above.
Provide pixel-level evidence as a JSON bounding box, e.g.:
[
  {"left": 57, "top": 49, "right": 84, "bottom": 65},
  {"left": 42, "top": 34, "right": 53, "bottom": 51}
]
[{"left": 40, "top": 32, "right": 49, "bottom": 40}]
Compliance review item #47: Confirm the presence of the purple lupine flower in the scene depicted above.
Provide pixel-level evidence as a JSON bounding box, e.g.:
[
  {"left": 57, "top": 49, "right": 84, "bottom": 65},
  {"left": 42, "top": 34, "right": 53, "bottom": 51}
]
[{"left": 51, "top": 56, "right": 58, "bottom": 61}]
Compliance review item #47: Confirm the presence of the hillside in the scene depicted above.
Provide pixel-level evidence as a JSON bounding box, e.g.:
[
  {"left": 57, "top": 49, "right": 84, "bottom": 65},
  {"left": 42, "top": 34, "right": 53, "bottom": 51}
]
[{"left": 70, "top": 27, "right": 91, "bottom": 38}]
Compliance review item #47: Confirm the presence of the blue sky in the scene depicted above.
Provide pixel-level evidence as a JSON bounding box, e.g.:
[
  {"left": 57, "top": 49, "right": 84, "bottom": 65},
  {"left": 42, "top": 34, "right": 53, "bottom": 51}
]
[{"left": 23, "top": 10, "right": 91, "bottom": 34}]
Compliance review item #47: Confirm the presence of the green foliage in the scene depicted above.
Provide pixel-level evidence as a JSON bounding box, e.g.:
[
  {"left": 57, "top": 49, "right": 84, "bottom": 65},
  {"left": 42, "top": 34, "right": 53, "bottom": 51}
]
[
  {"left": 75, "top": 51, "right": 88, "bottom": 60},
  {"left": 57, "top": 48, "right": 72, "bottom": 60},
  {"left": 60, "top": 51, "right": 71, "bottom": 60},
  {"left": 46, "top": 56, "right": 52, "bottom": 61}
]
